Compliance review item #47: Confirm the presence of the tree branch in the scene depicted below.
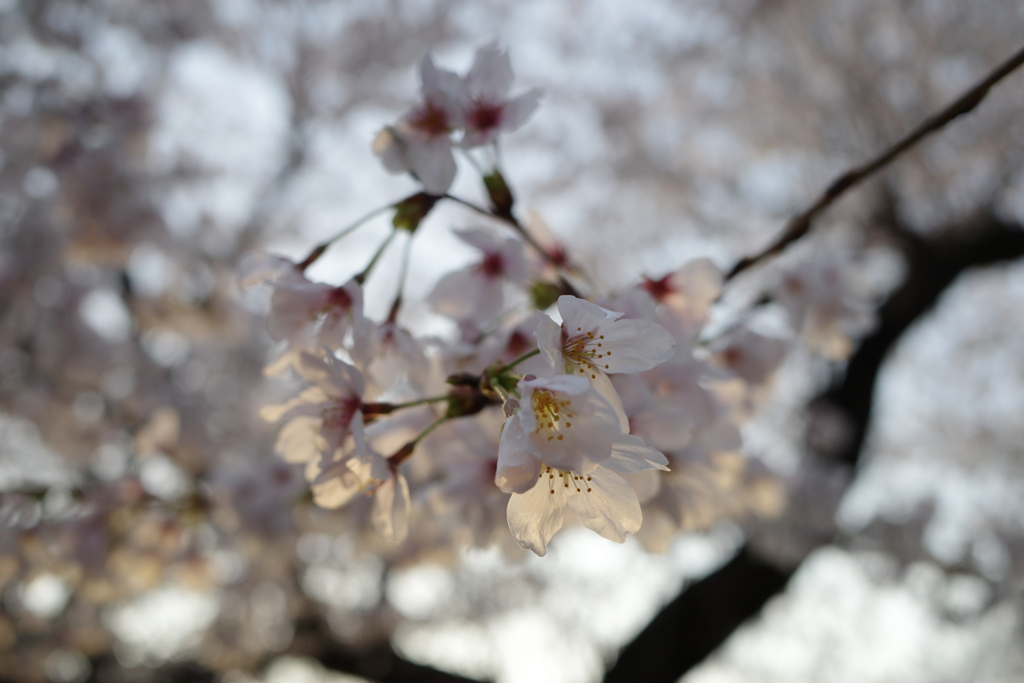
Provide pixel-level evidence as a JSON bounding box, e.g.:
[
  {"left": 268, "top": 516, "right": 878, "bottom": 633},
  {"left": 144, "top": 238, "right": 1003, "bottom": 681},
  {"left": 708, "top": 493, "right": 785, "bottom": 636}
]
[
  {"left": 605, "top": 212, "right": 1024, "bottom": 682},
  {"left": 725, "top": 42, "right": 1024, "bottom": 281}
]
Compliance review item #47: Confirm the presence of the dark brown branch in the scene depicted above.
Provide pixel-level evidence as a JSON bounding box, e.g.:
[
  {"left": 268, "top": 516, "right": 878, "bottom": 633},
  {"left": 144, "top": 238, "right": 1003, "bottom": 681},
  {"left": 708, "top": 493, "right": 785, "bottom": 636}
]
[
  {"left": 605, "top": 213, "right": 1024, "bottom": 683},
  {"left": 725, "top": 42, "right": 1024, "bottom": 281},
  {"left": 815, "top": 212, "right": 1024, "bottom": 466},
  {"left": 603, "top": 546, "right": 790, "bottom": 683}
]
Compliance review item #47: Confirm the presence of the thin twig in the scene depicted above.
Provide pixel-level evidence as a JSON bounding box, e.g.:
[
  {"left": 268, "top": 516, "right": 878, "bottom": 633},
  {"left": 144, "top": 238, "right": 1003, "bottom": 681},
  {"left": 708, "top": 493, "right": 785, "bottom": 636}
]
[
  {"left": 725, "top": 42, "right": 1024, "bottom": 281},
  {"left": 444, "top": 193, "right": 584, "bottom": 297}
]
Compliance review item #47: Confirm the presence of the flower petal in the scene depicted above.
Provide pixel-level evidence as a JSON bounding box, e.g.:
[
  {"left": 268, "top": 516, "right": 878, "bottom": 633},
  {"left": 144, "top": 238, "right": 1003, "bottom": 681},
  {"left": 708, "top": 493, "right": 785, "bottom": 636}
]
[
  {"left": 605, "top": 434, "right": 670, "bottom": 473},
  {"left": 597, "top": 318, "right": 676, "bottom": 374},
  {"left": 565, "top": 467, "right": 641, "bottom": 543},
  {"left": 372, "top": 473, "right": 411, "bottom": 543},
  {"left": 407, "top": 135, "right": 456, "bottom": 195},
  {"left": 500, "top": 88, "right": 543, "bottom": 131},
  {"left": 534, "top": 314, "right": 564, "bottom": 373},
  {"left": 496, "top": 417, "right": 541, "bottom": 493},
  {"left": 557, "top": 295, "right": 623, "bottom": 330},
  {"left": 507, "top": 475, "right": 566, "bottom": 556},
  {"left": 465, "top": 42, "right": 514, "bottom": 101}
]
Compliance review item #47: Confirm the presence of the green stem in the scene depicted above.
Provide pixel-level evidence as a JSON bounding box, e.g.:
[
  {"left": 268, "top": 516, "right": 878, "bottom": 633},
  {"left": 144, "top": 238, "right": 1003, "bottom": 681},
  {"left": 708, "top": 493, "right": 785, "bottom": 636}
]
[
  {"left": 393, "top": 395, "right": 450, "bottom": 411},
  {"left": 354, "top": 229, "right": 397, "bottom": 285},
  {"left": 388, "top": 231, "right": 414, "bottom": 322},
  {"left": 297, "top": 203, "right": 394, "bottom": 270},
  {"left": 498, "top": 348, "right": 541, "bottom": 374},
  {"left": 388, "top": 415, "right": 449, "bottom": 466}
]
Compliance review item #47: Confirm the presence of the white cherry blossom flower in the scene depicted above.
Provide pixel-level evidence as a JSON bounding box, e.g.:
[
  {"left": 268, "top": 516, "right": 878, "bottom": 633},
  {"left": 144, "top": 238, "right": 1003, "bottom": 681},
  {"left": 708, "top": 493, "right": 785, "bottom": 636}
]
[
  {"left": 459, "top": 43, "right": 542, "bottom": 149},
  {"left": 535, "top": 295, "right": 675, "bottom": 427},
  {"left": 709, "top": 326, "right": 789, "bottom": 385},
  {"left": 640, "top": 257, "right": 723, "bottom": 341},
  {"left": 537, "top": 295, "right": 675, "bottom": 379},
  {"left": 373, "top": 54, "right": 465, "bottom": 195},
  {"left": 260, "top": 353, "right": 366, "bottom": 469},
  {"left": 505, "top": 434, "right": 669, "bottom": 556},
  {"left": 495, "top": 374, "right": 622, "bottom": 490},
  {"left": 495, "top": 373, "right": 668, "bottom": 554},
  {"left": 776, "top": 257, "right": 874, "bottom": 360},
  {"left": 427, "top": 227, "right": 526, "bottom": 322},
  {"left": 240, "top": 253, "right": 374, "bottom": 375}
]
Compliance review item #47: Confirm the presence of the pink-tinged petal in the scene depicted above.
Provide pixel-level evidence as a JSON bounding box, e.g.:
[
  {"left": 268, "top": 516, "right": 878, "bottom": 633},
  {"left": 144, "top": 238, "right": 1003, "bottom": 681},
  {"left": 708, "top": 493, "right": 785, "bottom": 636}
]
[
  {"left": 499, "top": 88, "right": 542, "bottom": 131},
  {"left": 466, "top": 42, "right": 514, "bottom": 100},
  {"left": 453, "top": 226, "right": 501, "bottom": 253},
  {"left": 620, "top": 469, "right": 661, "bottom": 504},
  {"left": 631, "top": 402, "right": 693, "bottom": 453},
  {"left": 605, "top": 434, "right": 670, "bottom": 473},
  {"left": 520, "top": 373, "right": 591, "bottom": 395},
  {"left": 266, "top": 282, "right": 330, "bottom": 341},
  {"left": 597, "top": 318, "right": 676, "bottom": 374},
  {"left": 496, "top": 417, "right": 541, "bottom": 493},
  {"left": 373, "top": 127, "right": 411, "bottom": 174},
  {"left": 670, "top": 258, "right": 722, "bottom": 312},
  {"left": 557, "top": 295, "right": 624, "bottom": 330},
  {"left": 259, "top": 387, "right": 326, "bottom": 423},
  {"left": 238, "top": 252, "right": 296, "bottom": 288},
  {"left": 589, "top": 371, "right": 630, "bottom": 432},
  {"left": 273, "top": 415, "right": 325, "bottom": 464},
  {"left": 499, "top": 237, "right": 528, "bottom": 283},
  {"left": 609, "top": 373, "right": 654, "bottom": 416},
  {"left": 407, "top": 136, "right": 456, "bottom": 195},
  {"left": 428, "top": 269, "right": 480, "bottom": 318},
  {"left": 349, "top": 315, "right": 377, "bottom": 367},
  {"left": 711, "top": 329, "right": 789, "bottom": 384},
  {"left": 507, "top": 475, "right": 566, "bottom": 556},
  {"left": 565, "top": 467, "right": 641, "bottom": 543},
  {"left": 534, "top": 314, "right": 564, "bottom": 374},
  {"left": 427, "top": 267, "right": 503, "bottom": 321},
  {"left": 372, "top": 473, "right": 411, "bottom": 543},
  {"left": 297, "top": 353, "right": 365, "bottom": 399},
  {"left": 419, "top": 54, "right": 458, "bottom": 99},
  {"left": 310, "top": 475, "right": 362, "bottom": 509}
]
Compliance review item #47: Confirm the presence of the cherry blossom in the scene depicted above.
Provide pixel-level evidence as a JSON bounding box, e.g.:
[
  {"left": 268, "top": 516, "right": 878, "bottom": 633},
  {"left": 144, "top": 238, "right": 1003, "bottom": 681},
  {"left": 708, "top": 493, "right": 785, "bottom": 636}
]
[
  {"left": 260, "top": 353, "right": 366, "bottom": 471},
  {"left": 426, "top": 226, "right": 527, "bottom": 323},
  {"left": 708, "top": 326, "right": 789, "bottom": 385},
  {"left": 459, "top": 42, "right": 543, "bottom": 149},
  {"left": 776, "top": 257, "right": 874, "bottom": 360},
  {"left": 241, "top": 253, "right": 374, "bottom": 375},
  {"left": 373, "top": 54, "right": 465, "bottom": 195},
  {"left": 495, "top": 373, "right": 669, "bottom": 554},
  {"left": 535, "top": 295, "right": 675, "bottom": 427}
]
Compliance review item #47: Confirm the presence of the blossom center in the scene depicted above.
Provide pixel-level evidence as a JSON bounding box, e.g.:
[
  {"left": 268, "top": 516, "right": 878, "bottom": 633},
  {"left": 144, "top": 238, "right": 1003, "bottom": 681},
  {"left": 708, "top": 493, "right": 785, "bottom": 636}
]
[
  {"left": 478, "top": 251, "right": 505, "bottom": 278},
  {"left": 323, "top": 395, "right": 360, "bottom": 430},
  {"left": 467, "top": 100, "right": 502, "bottom": 131},
  {"left": 562, "top": 327, "right": 610, "bottom": 378},
  {"left": 410, "top": 101, "right": 451, "bottom": 136},
  {"left": 539, "top": 465, "right": 592, "bottom": 494},
  {"left": 530, "top": 389, "right": 574, "bottom": 442},
  {"left": 322, "top": 286, "right": 353, "bottom": 314}
]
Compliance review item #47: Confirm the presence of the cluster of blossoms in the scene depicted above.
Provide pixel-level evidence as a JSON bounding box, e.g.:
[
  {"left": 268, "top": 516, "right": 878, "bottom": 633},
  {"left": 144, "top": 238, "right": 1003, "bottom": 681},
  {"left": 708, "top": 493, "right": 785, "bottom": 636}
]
[
  {"left": 373, "top": 43, "right": 542, "bottom": 196},
  {"left": 245, "top": 45, "right": 870, "bottom": 557}
]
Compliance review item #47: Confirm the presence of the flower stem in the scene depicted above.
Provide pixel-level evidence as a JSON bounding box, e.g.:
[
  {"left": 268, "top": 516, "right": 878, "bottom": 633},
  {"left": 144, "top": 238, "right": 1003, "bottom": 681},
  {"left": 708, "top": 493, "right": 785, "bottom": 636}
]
[
  {"left": 442, "top": 193, "right": 584, "bottom": 298},
  {"left": 354, "top": 229, "right": 397, "bottom": 285},
  {"left": 388, "top": 415, "right": 448, "bottom": 466},
  {"left": 297, "top": 203, "right": 394, "bottom": 270},
  {"left": 497, "top": 348, "right": 540, "bottom": 374},
  {"left": 388, "top": 231, "right": 414, "bottom": 322}
]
